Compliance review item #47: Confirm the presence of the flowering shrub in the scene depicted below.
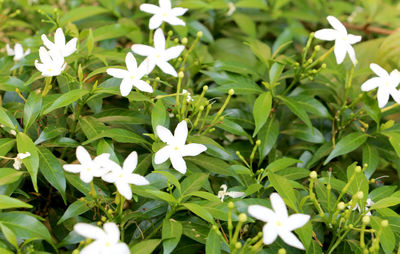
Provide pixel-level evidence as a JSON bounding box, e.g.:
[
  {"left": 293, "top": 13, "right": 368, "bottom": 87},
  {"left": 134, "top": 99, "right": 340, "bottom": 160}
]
[{"left": 1, "top": 0, "right": 400, "bottom": 253}]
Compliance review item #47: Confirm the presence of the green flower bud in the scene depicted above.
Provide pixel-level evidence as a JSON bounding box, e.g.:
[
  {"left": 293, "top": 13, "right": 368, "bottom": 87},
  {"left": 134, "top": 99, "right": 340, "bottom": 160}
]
[
  {"left": 337, "top": 202, "right": 345, "bottom": 210},
  {"left": 228, "top": 201, "right": 234, "bottom": 209},
  {"left": 178, "top": 71, "right": 184, "bottom": 78},
  {"left": 238, "top": 213, "right": 247, "bottom": 223},
  {"left": 228, "top": 89, "right": 235, "bottom": 95},
  {"left": 355, "top": 166, "right": 362, "bottom": 173},
  {"left": 362, "top": 216, "right": 370, "bottom": 224},
  {"left": 235, "top": 242, "right": 242, "bottom": 249},
  {"left": 197, "top": 31, "right": 203, "bottom": 38},
  {"left": 278, "top": 248, "right": 286, "bottom": 254},
  {"left": 381, "top": 220, "right": 389, "bottom": 227},
  {"left": 309, "top": 171, "right": 317, "bottom": 179}
]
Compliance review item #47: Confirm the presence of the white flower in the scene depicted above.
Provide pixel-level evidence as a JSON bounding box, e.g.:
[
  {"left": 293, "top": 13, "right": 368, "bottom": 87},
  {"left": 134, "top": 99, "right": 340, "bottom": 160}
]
[
  {"left": 74, "top": 222, "right": 129, "bottom": 254},
  {"left": 131, "top": 28, "right": 184, "bottom": 77},
  {"left": 314, "top": 16, "right": 361, "bottom": 65},
  {"left": 6, "top": 43, "right": 30, "bottom": 61},
  {"left": 13, "top": 152, "right": 31, "bottom": 170},
  {"left": 182, "top": 89, "right": 193, "bottom": 102},
  {"left": 34, "top": 47, "right": 66, "bottom": 77},
  {"left": 248, "top": 193, "right": 310, "bottom": 250},
  {"left": 41, "top": 28, "right": 77, "bottom": 57},
  {"left": 351, "top": 198, "right": 374, "bottom": 216},
  {"left": 102, "top": 151, "right": 150, "bottom": 200},
  {"left": 154, "top": 120, "right": 207, "bottom": 174},
  {"left": 140, "top": 0, "right": 188, "bottom": 29},
  {"left": 63, "top": 146, "right": 111, "bottom": 183},
  {"left": 361, "top": 63, "right": 400, "bottom": 108},
  {"left": 106, "top": 53, "right": 153, "bottom": 96},
  {"left": 217, "top": 184, "right": 244, "bottom": 202}
]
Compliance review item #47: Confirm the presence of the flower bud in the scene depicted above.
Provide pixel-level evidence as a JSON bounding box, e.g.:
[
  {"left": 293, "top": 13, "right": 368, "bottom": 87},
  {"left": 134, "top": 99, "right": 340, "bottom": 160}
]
[
  {"left": 337, "top": 202, "right": 345, "bottom": 210},
  {"left": 199, "top": 106, "right": 204, "bottom": 111},
  {"left": 173, "top": 38, "right": 179, "bottom": 43},
  {"left": 168, "top": 30, "right": 173, "bottom": 36},
  {"left": 72, "top": 250, "right": 80, "bottom": 254},
  {"left": 381, "top": 220, "right": 389, "bottom": 227},
  {"left": 362, "top": 215, "right": 370, "bottom": 224},
  {"left": 181, "top": 37, "right": 188, "bottom": 45},
  {"left": 278, "top": 248, "right": 286, "bottom": 254},
  {"left": 203, "top": 85, "right": 208, "bottom": 91},
  {"left": 321, "top": 63, "right": 327, "bottom": 69},
  {"left": 212, "top": 225, "right": 218, "bottom": 231},
  {"left": 355, "top": 166, "right": 362, "bottom": 173},
  {"left": 197, "top": 31, "right": 203, "bottom": 38},
  {"left": 228, "top": 201, "right": 234, "bottom": 209},
  {"left": 314, "top": 45, "right": 321, "bottom": 51},
  {"left": 355, "top": 191, "right": 364, "bottom": 200},
  {"left": 238, "top": 213, "right": 247, "bottom": 223},
  {"left": 228, "top": 89, "right": 235, "bottom": 95},
  {"left": 309, "top": 171, "right": 317, "bottom": 179},
  {"left": 178, "top": 71, "right": 184, "bottom": 78},
  {"left": 235, "top": 242, "right": 242, "bottom": 249},
  {"left": 256, "top": 140, "right": 261, "bottom": 146},
  {"left": 101, "top": 216, "right": 107, "bottom": 222}
]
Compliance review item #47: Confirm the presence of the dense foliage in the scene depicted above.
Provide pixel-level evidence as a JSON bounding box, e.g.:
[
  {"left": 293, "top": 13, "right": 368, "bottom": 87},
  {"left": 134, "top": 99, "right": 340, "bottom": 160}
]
[{"left": 1, "top": 0, "right": 400, "bottom": 253}]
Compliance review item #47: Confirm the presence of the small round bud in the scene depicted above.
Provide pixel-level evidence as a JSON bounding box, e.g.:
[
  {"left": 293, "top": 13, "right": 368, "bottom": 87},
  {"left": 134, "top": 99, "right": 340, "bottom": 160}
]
[
  {"left": 337, "top": 202, "right": 345, "bottom": 210},
  {"left": 355, "top": 191, "right": 364, "bottom": 200},
  {"left": 327, "top": 184, "right": 331, "bottom": 191},
  {"left": 228, "top": 202, "right": 234, "bottom": 209},
  {"left": 363, "top": 249, "right": 369, "bottom": 254},
  {"left": 146, "top": 80, "right": 150, "bottom": 84},
  {"left": 309, "top": 171, "right": 317, "bottom": 179},
  {"left": 155, "top": 77, "right": 160, "bottom": 81},
  {"left": 310, "top": 32, "right": 315, "bottom": 37},
  {"left": 101, "top": 216, "right": 106, "bottom": 222},
  {"left": 256, "top": 140, "right": 261, "bottom": 146},
  {"left": 168, "top": 30, "right": 173, "bottom": 36},
  {"left": 278, "top": 248, "right": 287, "bottom": 254},
  {"left": 369, "top": 178, "right": 376, "bottom": 184},
  {"left": 212, "top": 225, "right": 218, "bottom": 231},
  {"left": 307, "top": 58, "right": 313, "bottom": 64},
  {"left": 314, "top": 45, "right": 321, "bottom": 51},
  {"left": 199, "top": 106, "right": 204, "bottom": 111},
  {"left": 238, "top": 213, "right": 247, "bottom": 223},
  {"left": 362, "top": 215, "right": 370, "bottom": 225},
  {"left": 219, "top": 116, "right": 224, "bottom": 121},
  {"left": 348, "top": 224, "right": 353, "bottom": 229},
  {"left": 181, "top": 37, "right": 188, "bottom": 45},
  {"left": 173, "top": 38, "right": 179, "bottom": 43},
  {"left": 228, "top": 89, "right": 235, "bottom": 95},
  {"left": 363, "top": 163, "right": 368, "bottom": 168},
  {"left": 178, "top": 72, "right": 184, "bottom": 78},
  {"left": 203, "top": 85, "right": 209, "bottom": 91},
  {"left": 97, "top": 221, "right": 102, "bottom": 226},
  {"left": 355, "top": 166, "right": 362, "bottom": 173},
  {"left": 381, "top": 220, "right": 389, "bottom": 227},
  {"left": 107, "top": 209, "right": 113, "bottom": 214},
  {"left": 72, "top": 250, "right": 80, "bottom": 254},
  {"left": 257, "top": 232, "right": 263, "bottom": 237},
  {"left": 369, "top": 247, "right": 375, "bottom": 252},
  {"left": 321, "top": 63, "right": 327, "bottom": 69},
  {"left": 235, "top": 242, "right": 242, "bottom": 249},
  {"left": 197, "top": 31, "right": 203, "bottom": 38}
]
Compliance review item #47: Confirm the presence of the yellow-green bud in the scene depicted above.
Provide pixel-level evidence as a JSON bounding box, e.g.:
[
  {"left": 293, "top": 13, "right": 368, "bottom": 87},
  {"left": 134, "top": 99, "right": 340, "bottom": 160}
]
[
  {"left": 155, "top": 77, "right": 160, "bottom": 81},
  {"left": 307, "top": 58, "right": 313, "bottom": 64},
  {"left": 235, "top": 242, "right": 242, "bottom": 249},
  {"left": 101, "top": 216, "right": 107, "bottom": 222},
  {"left": 197, "top": 31, "right": 203, "bottom": 38},
  {"left": 362, "top": 216, "right": 370, "bottom": 224},
  {"left": 355, "top": 191, "right": 364, "bottom": 200},
  {"left": 256, "top": 140, "right": 261, "bottom": 146},
  {"left": 181, "top": 37, "right": 188, "bottom": 45},
  {"left": 348, "top": 224, "right": 353, "bottom": 229},
  {"left": 203, "top": 85, "right": 208, "bottom": 91},
  {"left": 355, "top": 166, "right": 362, "bottom": 173},
  {"left": 212, "top": 225, "right": 218, "bottom": 231},
  {"left": 381, "top": 220, "right": 389, "bottom": 227},
  {"left": 363, "top": 249, "right": 369, "bottom": 254},
  {"left": 228, "top": 201, "right": 234, "bottom": 209},
  {"left": 238, "top": 213, "right": 247, "bottom": 223},
  {"left": 72, "top": 250, "right": 80, "bottom": 254},
  {"left": 327, "top": 184, "right": 331, "bottom": 191},
  {"left": 228, "top": 89, "right": 235, "bottom": 95},
  {"left": 178, "top": 71, "right": 184, "bottom": 78},
  {"left": 278, "top": 248, "right": 286, "bottom": 254},
  {"left": 168, "top": 30, "right": 173, "bottom": 36},
  {"left": 97, "top": 221, "right": 102, "bottom": 226},
  {"left": 310, "top": 171, "right": 317, "bottom": 179},
  {"left": 321, "top": 63, "right": 327, "bottom": 69},
  {"left": 337, "top": 202, "right": 345, "bottom": 210},
  {"left": 173, "top": 38, "right": 179, "bottom": 43},
  {"left": 107, "top": 209, "right": 113, "bottom": 214},
  {"left": 310, "top": 32, "right": 315, "bottom": 38},
  {"left": 199, "top": 105, "right": 204, "bottom": 111},
  {"left": 314, "top": 45, "right": 320, "bottom": 51}
]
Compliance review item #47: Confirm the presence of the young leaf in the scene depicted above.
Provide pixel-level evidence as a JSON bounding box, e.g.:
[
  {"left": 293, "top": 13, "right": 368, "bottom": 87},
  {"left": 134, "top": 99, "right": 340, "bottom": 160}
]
[
  {"left": 23, "top": 92, "right": 42, "bottom": 131},
  {"left": 278, "top": 95, "right": 312, "bottom": 129},
  {"left": 206, "top": 228, "right": 221, "bottom": 254},
  {"left": 324, "top": 132, "right": 368, "bottom": 165},
  {"left": 162, "top": 219, "right": 183, "bottom": 254},
  {"left": 0, "top": 195, "right": 32, "bottom": 209},
  {"left": 253, "top": 91, "right": 272, "bottom": 136},
  {"left": 16, "top": 133, "right": 39, "bottom": 192},
  {"left": 267, "top": 171, "right": 298, "bottom": 211},
  {"left": 41, "top": 89, "right": 88, "bottom": 115}
]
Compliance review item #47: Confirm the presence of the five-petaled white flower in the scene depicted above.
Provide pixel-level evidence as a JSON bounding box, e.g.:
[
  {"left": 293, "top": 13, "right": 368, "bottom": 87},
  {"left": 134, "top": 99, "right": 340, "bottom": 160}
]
[
  {"left": 13, "top": 152, "right": 31, "bottom": 170},
  {"left": 34, "top": 47, "right": 66, "bottom": 77},
  {"left": 154, "top": 120, "right": 207, "bottom": 174},
  {"left": 106, "top": 52, "right": 153, "bottom": 96},
  {"left": 41, "top": 28, "right": 77, "bottom": 57},
  {"left": 74, "top": 222, "right": 130, "bottom": 254},
  {"left": 248, "top": 193, "right": 310, "bottom": 250},
  {"left": 314, "top": 16, "right": 361, "bottom": 65},
  {"left": 63, "top": 146, "right": 111, "bottom": 183},
  {"left": 217, "top": 184, "right": 244, "bottom": 202},
  {"left": 102, "top": 151, "right": 150, "bottom": 200},
  {"left": 140, "top": 0, "right": 188, "bottom": 30},
  {"left": 131, "top": 28, "right": 184, "bottom": 77},
  {"left": 361, "top": 63, "right": 400, "bottom": 108},
  {"left": 6, "top": 43, "right": 30, "bottom": 61}
]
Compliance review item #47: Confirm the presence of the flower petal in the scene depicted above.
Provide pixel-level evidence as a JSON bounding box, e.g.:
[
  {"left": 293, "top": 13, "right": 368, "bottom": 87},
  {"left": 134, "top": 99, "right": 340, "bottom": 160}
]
[
  {"left": 107, "top": 68, "right": 128, "bottom": 79},
  {"left": 112, "top": 243, "right": 130, "bottom": 254},
  {"left": 370, "top": 63, "right": 388, "bottom": 77},
  {"left": 285, "top": 214, "right": 310, "bottom": 231},
  {"left": 120, "top": 78, "right": 134, "bottom": 97},
  {"left": 278, "top": 230, "right": 305, "bottom": 250},
  {"left": 54, "top": 28, "right": 66, "bottom": 48},
  {"left": 159, "top": 0, "right": 171, "bottom": 9},
  {"left": 156, "top": 125, "right": 174, "bottom": 144},
  {"left": 133, "top": 80, "right": 154, "bottom": 93},
  {"left": 334, "top": 38, "right": 347, "bottom": 64},
  {"left": 63, "top": 38, "right": 77, "bottom": 57},
  {"left": 154, "top": 145, "right": 172, "bottom": 164},
  {"left": 171, "top": 7, "right": 188, "bottom": 16},
  {"left": 103, "top": 222, "right": 120, "bottom": 244},
  {"left": 102, "top": 172, "right": 118, "bottom": 183},
  {"left": 39, "top": 47, "right": 52, "bottom": 64},
  {"left": 156, "top": 61, "right": 177, "bottom": 77},
  {"left": 164, "top": 16, "right": 186, "bottom": 26},
  {"left": 226, "top": 191, "right": 244, "bottom": 198},
  {"left": 346, "top": 43, "right": 357, "bottom": 65},
  {"left": 74, "top": 223, "right": 106, "bottom": 240},
  {"left": 389, "top": 87, "right": 400, "bottom": 104},
  {"left": 125, "top": 52, "right": 138, "bottom": 73},
  {"left": 76, "top": 146, "right": 92, "bottom": 164},
  {"left": 314, "top": 29, "right": 338, "bottom": 41},
  {"left": 270, "top": 193, "right": 288, "bottom": 218},
  {"left": 63, "top": 164, "right": 83, "bottom": 173},
  {"left": 263, "top": 223, "right": 278, "bottom": 245},
  {"left": 174, "top": 120, "right": 188, "bottom": 146},
  {"left": 170, "top": 153, "right": 187, "bottom": 174},
  {"left": 361, "top": 77, "right": 380, "bottom": 91},
  {"left": 164, "top": 45, "right": 185, "bottom": 60},
  {"left": 377, "top": 85, "right": 390, "bottom": 108},
  {"left": 123, "top": 151, "right": 138, "bottom": 173},
  {"left": 181, "top": 143, "right": 207, "bottom": 157},
  {"left": 41, "top": 34, "right": 55, "bottom": 51},
  {"left": 347, "top": 34, "right": 361, "bottom": 44},
  {"left": 149, "top": 15, "right": 163, "bottom": 30},
  {"left": 140, "top": 3, "right": 159, "bottom": 14},
  {"left": 80, "top": 171, "right": 94, "bottom": 183},
  {"left": 131, "top": 45, "right": 155, "bottom": 56},
  {"left": 6, "top": 44, "right": 14, "bottom": 55},
  {"left": 327, "top": 16, "right": 346, "bottom": 34},
  {"left": 116, "top": 181, "right": 132, "bottom": 200},
  {"left": 154, "top": 28, "right": 166, "bottom": 50},
  {"left": 126, "top": 174, "right": 150, "bottom": 186},
  {"left": 139, "top": 57, "right": 156, "bottom": 75},
  {"left": 248, "top": 205, "right": 275, "bottom": 222},
  {"left": 14, "top": 44, "right": 24, "bottom": 59},
  {"left": 80, "top": 241, "right": 103, "bottom": 254}
]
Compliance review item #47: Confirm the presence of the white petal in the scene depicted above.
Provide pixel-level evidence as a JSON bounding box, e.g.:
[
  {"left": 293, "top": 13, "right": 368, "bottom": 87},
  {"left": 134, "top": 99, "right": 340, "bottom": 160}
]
[
  {"left": 174, "top": 120, "right": 188, "bottom": 146},
  {"left": 154, "top": 28, "right": 166, "bottom": 50},
  {"left": 347, "top": 34, "right": 361, "bottom": 44},
  {"left": 63, "top": 164, "right": 83, "bottom": 173},
  {"left": 103, "top": 222, "right": 120, "bottom": 244},
  {"left": 156, "top": 61, "right": 178, "bottom": 77},
  {"left": 107, "top": 68, "right": 129, "bottom": 79},
  {"left": 131, "top": 44, "right": 155, "bottom": 56},
  {"left": 102, "top": 172, "right": 118, "bottom": 183},
  {"left": 154, "top": 145, "right": 172, "bottom": 164},
  {"left": 370, "top": 63, "right": 388, "bottom": 77},
  {"left": 149, "top": 15, "right": 164, "bottom": 30},
  {"left": 76, "top": 146, "right": 92, "bottom": 164},
  {"left": 279, "top": 230, "right": 305, "bottom": 250},
  {"left": 54, "top": 28, "right": 66, "bottom": 48},
  {"left": 6, "top": 44, "right": 14, "bottom": 55},
  {"left": 116, "top": 181, "right": 132, "bottom": 200},
  {"left": 156, "top": 125, "right": 174, "bottom": 144},
  {"left": 80, "top": 171, "right": 94, "bottom": 183},
  {"left": 270, "top": 193, "right": 288, "bottom": 218},
  {"left": 63, "top": 38, "right": 77, "bottom": 57},
  {"left": 39, "top": 47, "right": 52, "bottom": 64},
  {"left": 327, "top": 16, "right": 346, "bottom": 34},
  {"left": 14, "top": 44, "right": 24, "bottom": 58},
  {"left": 35, "top": 61, "right": 45, "bottom": 73},
  {"left": 181, "top": 144, "right": 207, "bottom": 157},
  {"left": 109, "top": 243, "right": 130, "bottom": 254},
  {"left": 24, "top": 49, "right": 31, "bottom": 56},
  {"left": 171, "top": 7, "right": 188, "bottom": 16},
  {"left": 285, "top": 214, "right": 310, "bottom": 231},
  {"left": 314, "top": 29, "right": 337, "bottom": 41},
  {"left": 120, "top": 78, "right": 134, "bottom": 97},
  {"left": 80, "top": 241, "right": 103, "bottom": 254},
  {"left": 248, "top": 205, "right": 275, "bottom": 222},
  {"left": 165, "top": 16, "right": 186, "bottom": 26},
  {"left": 389, "top": 87, "right": 400, "bottom": 104},
  {"left": 263, "top": 223, "right": 278, "bottom": 245},
  {"left": 334, "top": 39, "right": 347, "bottom": 64},
  {"left": 361, "top": 77, "right": 380, "bottom": 91},
  {"left": 377, "top": 86, "right": 390, "bottom": 108},
  {"left": 226, "top": 191, "right": 244, "bottom": 198},
  {"left": 133, "top": 80, "right": 153, "bottom": 93},
  {"left": 125, "top": 52, "right": 138, "bottom": 73},
  {"left": 170, "top": 153, "right": 187, "bottom": 174},
  {"left": 123, "top": 151, "right": 138, "bottom": 173},
  {"left": 126, "top": 174, "right": 150, "bottom": 186},
  {"left": 74, "top": 223, "right": 106, "bottom": 240},
  {"left": 139, "top": 57, "right": 156, "bottom": 75},
  {"left": 159, "top": 0, "right": 171, "bottom": 9},
  {"left": 93, "top": 153, "right": 111, "bottom": 165},
  {"left": 140, "top": 4, "right": 159, "bottom": 14},
  {"left": 164, "top": 45, "right": 184, "bottom": 60},
  {"left": 346, "top": 43, "right": 357, "bottom": 65},
  {"left": 41, "top": 34, "right": 55, "bottom": 51}
]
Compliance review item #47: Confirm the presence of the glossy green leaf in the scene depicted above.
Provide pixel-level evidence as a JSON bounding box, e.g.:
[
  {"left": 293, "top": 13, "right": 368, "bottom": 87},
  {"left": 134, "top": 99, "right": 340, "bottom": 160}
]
[
  {"left": 23, "top": 92, "right": 42, "bottom": 131},
  {"left": 253, "top": 91, "right": 272, "bottom": 136},
  {"left": 57, "top": 199, "right": 94, "bottom": 225},
  {"left": 206, "top": 228, "right": 221, "bottom": 254},
  {"left": 324, "top": 132, "right": 367, "bottom": 165},
  {"left": 41, "top": 89, "right": 88, "bottom": 115},
  {"left": 16, "top": 133, "right": 39, "bottom": 192},
  {"left": 0, "top": 195, "right": 32, "bottom": 209}
]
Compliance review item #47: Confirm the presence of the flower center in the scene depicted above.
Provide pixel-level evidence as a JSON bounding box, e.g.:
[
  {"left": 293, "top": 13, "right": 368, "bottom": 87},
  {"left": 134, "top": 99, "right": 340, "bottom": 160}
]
[
  {"left": 340, "top": 36, "right": 347, "bottom": 41},
  {"left": 156, "top": 54, "right": 161, "bottom": 58},
  {"left": 48, "top": 68, "right": 52, "bottom": 72},
  {"left": 105, "top": 241, "right": 111, "bottom": 247},
  {"left": 130, "top": 75, "right": 134, "bottom": 79},
  {"left": 86, "top": 167, "right": 91, "bottom": 172},
  {"left": 174, "top": 146, "right": 179, "bottom": 151},
  {"left": 119, "top": 174, "right": 124, "bottom": 178},
  {"left": 385, "top": 80, "right": 390, "bottom": 86},
  {"left": 162, "top": 12, "right": 167, "bottom": 17},
  {"left": 276, "top": 220, "right": 282, "bottom": 227}
]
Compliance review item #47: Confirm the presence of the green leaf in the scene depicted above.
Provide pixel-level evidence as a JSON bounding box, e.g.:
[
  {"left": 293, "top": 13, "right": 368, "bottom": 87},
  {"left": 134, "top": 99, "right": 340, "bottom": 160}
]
[
  {"left": 190, "top": 191, "right": 222, "bottom": 203},
  {"left": 186, "top": 155, "right": 232, "bottom": 176},
  {"left": 253, "top": 92, "right": 272, "bottom": 136},
  {"left": 218, "top": 118, "right": 252, "bottom": 142},
  {"left": 82, "top": 128, "right": 150, "bottom": 146},
  {"left": 245, "top": 38, "right": 271, "bottom": 66},
  {"left": 182, "top": 203, "right": 214, "bottom": 223},
  {"left": 0, "top": 107, "right": 16, "bottom": 129},
  {"left": 79, "top": 116, "right": 106, "bottom": 139},
  {"left": 382, "top": 131, "right": 400, "bottom": 159},
  {"left": 0, "top": 138, "right": 15, "bottom": 156},
  {"left": 324, "top": 132, "right": 368, "bottom": 165},
  {"left": 266, "top": 157, "right": 301, "bottom": 173},
  {"left": 152, "top": 100, "right": 167, "bottom": 134},
  {"left": 130, "top": 239, "right": 161, "bottom": 254},
  {"left": 37, "top": 147, "right": 66, "bottom": 203},
  {"left": 23, "top": 92, "right": 42, "bottom": 131},
  {"left": 232, "top": 13, "right": 256, "bottom": 37},
  {"left": 16, "top": 133, "right": 39, "bottom": 192},
  {"left": 34, "top": 126, "right": 65, "bottom": 145},
  {"left": 162, "top": 219, "right": 183, "bottom": 254},
  {"left": 206, "top": 228, "right": 221, "bottom": 254},
  {"left": 267, "top": 171, "right": 298, "bottom": 211},
  {"left": 0, "top": 195, "right": 32, "bottom": 209},
  {"left": 258, "top": 118, "right": 279, "bottom": 162},
  {"left": 269, "top": 62, "right": 285, "bottom": 87},
  {"left": 282, "top": 125, "right": 325, "bottom": 143},
  {"left": 362, "top": 94, "right": 380, "bottom": 124},
  {"left": 134, "top": 187, "right": 178, "bottom": 204},
  {"left": 370, "top": 216, "right": 395, "bottom": 253},
  {"left": 362, "top": 144, "right": 379, "bottom": 179},
  {"left": 154, "top": 171, "right": 181, "bottom": 194},
  {"left": 93, "top": 24, "right": 133, "bottom": 42},
  {"left": 57, "top": 199, "right": 94, "bottom": 225},
  {"left": 60, "top": 6, "right": 109, "bottom": 25},
  {"left": 0, "top": 168, "right": 23, "bottom": 185},
  {"left": 41, "top": 89, "right": 88, "bottom": 115},
  {"left": 181, "top": 173, "right": 209, "bottom": 197},
  {"left": 370, "top": 197, "right": 400, "bottom": 210},
  {"left": 278, "top": 95, "right": 312, "bottom": 129},
  {"left": 0, "top": 223, "right": 18, "bottom": 249}
]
